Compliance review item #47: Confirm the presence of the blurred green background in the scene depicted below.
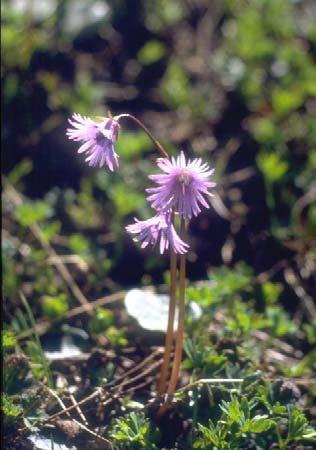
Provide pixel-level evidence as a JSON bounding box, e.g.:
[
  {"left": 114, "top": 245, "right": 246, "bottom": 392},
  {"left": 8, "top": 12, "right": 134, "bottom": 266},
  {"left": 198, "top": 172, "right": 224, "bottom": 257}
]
[{"left": 2, "top": 0, "right": 315, "bottom": 296}]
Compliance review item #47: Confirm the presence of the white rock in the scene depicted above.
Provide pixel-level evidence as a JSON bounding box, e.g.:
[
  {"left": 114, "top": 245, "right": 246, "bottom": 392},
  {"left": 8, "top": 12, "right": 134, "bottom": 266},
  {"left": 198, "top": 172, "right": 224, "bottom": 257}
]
[
  {"left": 44, "top": 335, "right": 82, "bottom": 361},
  {"left": 124, "top": 288, "right": 201, "bottom": 332},
  {"left": 28, "top": 435, "right": 76, "bottom": 450}
]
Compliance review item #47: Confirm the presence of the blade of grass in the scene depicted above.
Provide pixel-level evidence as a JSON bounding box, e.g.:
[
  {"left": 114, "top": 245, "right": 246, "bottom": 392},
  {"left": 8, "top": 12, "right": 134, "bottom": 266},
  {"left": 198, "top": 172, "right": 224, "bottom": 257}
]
[{"left": 19, "top": 291, "right": 54, "bottom": 388}]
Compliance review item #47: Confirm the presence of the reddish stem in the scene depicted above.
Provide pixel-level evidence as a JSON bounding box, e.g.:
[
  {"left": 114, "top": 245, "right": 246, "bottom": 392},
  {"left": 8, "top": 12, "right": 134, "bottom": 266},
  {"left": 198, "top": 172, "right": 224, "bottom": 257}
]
[
  {"left": 157, "top": 246, "right": 178, "bottom": 395},
  {"left": 115, "top": 113, "right": 169, "bottom": 159}
]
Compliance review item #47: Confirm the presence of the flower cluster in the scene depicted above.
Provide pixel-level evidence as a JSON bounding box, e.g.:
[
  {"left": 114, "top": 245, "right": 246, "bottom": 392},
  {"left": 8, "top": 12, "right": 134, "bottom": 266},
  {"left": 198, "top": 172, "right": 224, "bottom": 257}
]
[
  {"left": 126, "top": 213, "right": 189, "bottom": 255},
  {"left": 126, "top": 151, "right": 216, "bottom": 254},
  {"left": 67, "top": 113, "right": 216, "bottom": 254},
  {"left": 147, "top": 152, "right": 216, "bottom": 220},
  {"left": 67, "top": 114, "right": 119, "bottom": 171}
]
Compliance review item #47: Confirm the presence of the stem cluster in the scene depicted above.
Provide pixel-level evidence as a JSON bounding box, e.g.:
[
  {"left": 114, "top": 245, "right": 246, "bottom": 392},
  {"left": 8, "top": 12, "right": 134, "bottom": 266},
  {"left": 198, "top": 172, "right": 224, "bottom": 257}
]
[
  {"left": 116, "top": 113, "right": 187, "bottom": 413},
  {"left": 157, "top": 218, "right": 187, "bottom": 414}
]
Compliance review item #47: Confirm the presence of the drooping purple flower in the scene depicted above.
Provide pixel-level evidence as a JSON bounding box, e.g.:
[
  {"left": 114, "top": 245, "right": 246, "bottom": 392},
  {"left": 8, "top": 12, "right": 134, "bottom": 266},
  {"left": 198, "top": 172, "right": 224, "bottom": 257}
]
[
  {"left": 66, "top": 113, "right": 119, "bottom": 171},
  {"left": 126, "top": 212, "right": 189, "bottom": 254},
  {"left": 146, "top": 151, "right": 216, "bottom": 219}
]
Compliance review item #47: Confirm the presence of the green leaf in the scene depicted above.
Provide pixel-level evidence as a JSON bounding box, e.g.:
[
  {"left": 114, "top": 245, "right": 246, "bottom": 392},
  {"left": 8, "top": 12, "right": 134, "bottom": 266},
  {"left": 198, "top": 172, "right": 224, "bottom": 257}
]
[
  {"left": 304, "top": 319, "right": 316, "bottom": 345},
  {"left": 26, "top": 341, "right": 49, "bottom": 381},
  {"left": 272, "top": 87, "right": 305, "bottom": 117},
  {"left": 106, "top": 326, "right": 128, "bottom": 348},
  {"left": 195, "top": 421, "right": 221, "bottom": 447},
  {"left": 287, "top": 407, "right": 308, "bottom": 440},
  {"left": 138, "top": 40, "right": 166, "bottom": 65},
  {"left": 110, "top": 412, "right": 160, "bottom": 449},
  {"left": 116, "top": 131, "right": 152, "bottom": 159},
  {"left": 187, "top": 263, "right": 253, "bottom": 308},
  {"left": 302, "top": 429, "right": 316, "bottom": 441},
  {"left": 266, "top": 306, "right": 297, "bottom": 337},
  {"left": 257, "top": 151, "right": 288, "bottom": 184},
  {"left": 251, "top": 117, "right": 283, "bottom": 145},
  {"left": 40, "top": 221, "right": 61, "bottom": 243},
  {"left": 160, "top": 61, "right": 191, "bottom": 109},
  {"left": 2, "top": 393, "right": 23, "bottom": 419},
  {"left": 261, "top": 281, "right": 283, "bottom": 305},
  {"left": 68, "top": 233, "right": 90, "bottom": 256},
  {"left": 242, "top": 415, "right": 275, "bottom": 433},
  {"left": 8, "top": 159, "right": 33, "bottom": 186},
  {"left": 240, "top": 396, "right": 250, "bottom": 420},
  {"left": 110, "top": 183, "right": 145, "bottom": 218},
  {"left": 220, "top": 397, "right": 243, "bottom": 424},
  {"left": 272, "top": 403, "right": 287, "bottom": 415},
  {"left": 15, "top": 201, "right": 53, "bottom": 226},
  {"left": 41, "top": 294, "right": 69, "bottom": 321},
  {"left": 280, "top": 350, "right": 315, "bottom": 377},
  {"left": 89, "top": 307, "right": 114, "bottom": 335},
  {"left": 2, "top": 330, "right": 17, "bottom": 350}
]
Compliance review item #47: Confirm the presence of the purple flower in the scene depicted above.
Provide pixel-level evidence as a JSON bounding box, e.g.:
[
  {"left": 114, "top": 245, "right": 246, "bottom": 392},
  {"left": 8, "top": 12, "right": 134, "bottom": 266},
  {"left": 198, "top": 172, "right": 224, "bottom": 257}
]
[
  {"left": 66, "top": 113, "right": 119, "bottom": 171},
  {"left": 126, "top": 212, "right": 189, "bottom": 254},
  {"left": 146, "top": 151, "right": 216, "bottom": 219}
]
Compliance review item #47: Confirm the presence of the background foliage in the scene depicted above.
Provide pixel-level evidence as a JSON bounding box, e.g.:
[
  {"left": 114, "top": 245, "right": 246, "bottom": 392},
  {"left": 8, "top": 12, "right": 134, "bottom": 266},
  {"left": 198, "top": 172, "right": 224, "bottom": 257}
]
[{"left": 2, "top": 0, "right": 316, "bottom": 448}]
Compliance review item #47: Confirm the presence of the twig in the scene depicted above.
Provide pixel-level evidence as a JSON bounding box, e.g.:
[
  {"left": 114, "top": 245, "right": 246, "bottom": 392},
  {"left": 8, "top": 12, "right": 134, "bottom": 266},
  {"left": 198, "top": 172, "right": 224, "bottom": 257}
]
[
  {"left": 16, "top": 291, "right": 127, "bottom": 340},
  {"left": 46, "top": 388, "right": 102, "bottom": 422},
  {"left": 123, "top": 377, "right": 156, "bottom": 395},
  {"left": 106, "top": 348, "right": 163, "bottom": 388},
  {"left": 284, "top": 267, "right": 316, "bottom": 318},
  {"left": 46, "top": 356, "right": 163, "bottom": 425},
  {"left": 4, "top": 182, "right": 92, "bottom": 315},
  {"left": 264, "top": 377, "right": 316, "bottom": 386},
  {"left": 251, "top": 329, "right": 303, "bottom": 358},
  {"left": 69, "top": 393, "right": 88, "bottom": 426},
  {"left": 19, "top": 114, "right": 64, "bottom": 148},
  {"left": 176, "top": 378, "right": 244, "bottom": 393},
  {"left": 292, "top": 189, "right": 316, "bottom": 230},
  {"left": 46, "top": 387, "right": 112, "bottom": 448},
  {"left": 118, "top": 359, "right": 162, "bottom": 390},
  {"left": 219, "top": 167, "right": 256, "bottom": 186},
  {"left": 209, "top": 193, "right": 231, "bottom": 220},
  {"left": 16, "top": 321, "right": 50, "bottom": 340},
  {"left": 213, "top": 311, "right": 303, "bottom": 360},
  {"left": 66, "top": 290, "right": 126, "bottom": 319},
  {"left": 256, "top": 259, "right": 288, "bottom": 283},
  {"left": 155, "top": 378, "right": 244, "bottom": 414},
  {"left": 45, "top": 354, "right": 162, "bottom": 424},
  {"left": 47, "top": 254, "right": 88, "bottom": 272}
]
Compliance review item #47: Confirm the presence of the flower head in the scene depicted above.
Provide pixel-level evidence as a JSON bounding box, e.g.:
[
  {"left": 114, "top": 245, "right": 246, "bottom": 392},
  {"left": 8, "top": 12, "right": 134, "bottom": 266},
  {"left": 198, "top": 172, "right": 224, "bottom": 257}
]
[
  {"left": 126, "top": 212, "right": 189, "bottom": 254},
  {"left": 146, "top": 151, "right": 216, "bottom": 219},
  {"left": 66, "top": 113, "right": 119, "bottom": 171}
]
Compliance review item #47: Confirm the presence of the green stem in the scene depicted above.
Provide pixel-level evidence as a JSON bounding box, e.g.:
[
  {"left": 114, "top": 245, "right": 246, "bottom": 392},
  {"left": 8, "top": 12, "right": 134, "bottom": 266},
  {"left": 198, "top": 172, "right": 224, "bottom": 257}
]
[{"left": 275, "top": 424, "right": 285, "bottom": 449}]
